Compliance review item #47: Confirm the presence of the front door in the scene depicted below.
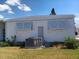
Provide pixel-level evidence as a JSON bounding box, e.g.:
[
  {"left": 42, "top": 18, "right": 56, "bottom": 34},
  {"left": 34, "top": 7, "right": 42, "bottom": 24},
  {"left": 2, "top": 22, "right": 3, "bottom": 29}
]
[{"left": 38, "top": 26, "right": 44, "bottom": 39}]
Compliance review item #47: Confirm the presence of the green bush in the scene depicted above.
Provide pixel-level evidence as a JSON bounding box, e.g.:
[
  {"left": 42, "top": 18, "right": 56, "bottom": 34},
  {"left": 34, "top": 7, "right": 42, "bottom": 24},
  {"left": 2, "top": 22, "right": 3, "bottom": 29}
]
[
  {"left": 0, "top": 42, "right": 10, "bottom": 47},
  {"left": 64, "top": 37, "right": 78, "bottom": 49}
]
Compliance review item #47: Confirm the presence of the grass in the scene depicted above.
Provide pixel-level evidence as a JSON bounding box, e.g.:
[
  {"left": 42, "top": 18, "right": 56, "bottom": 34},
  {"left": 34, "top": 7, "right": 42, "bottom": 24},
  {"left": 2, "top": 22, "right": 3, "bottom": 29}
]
[{"left": 0, "top": 47, "right": 79, "bottom": 59}]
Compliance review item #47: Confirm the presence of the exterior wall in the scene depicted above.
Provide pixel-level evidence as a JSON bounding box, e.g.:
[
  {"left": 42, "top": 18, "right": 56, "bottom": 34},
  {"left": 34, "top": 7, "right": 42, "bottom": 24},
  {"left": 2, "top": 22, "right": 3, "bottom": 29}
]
[
  {"left": 6, "top": 21, "right": 47, "bottom": 42},
  {"left": 5, "top": 16, "right": 75, "bottom": 42},
  {"left": 5, "top": 22, "right": 16, "bottom": 41},
  {"left": 45, "top": 19, "right": 75, "bottom": 42}
]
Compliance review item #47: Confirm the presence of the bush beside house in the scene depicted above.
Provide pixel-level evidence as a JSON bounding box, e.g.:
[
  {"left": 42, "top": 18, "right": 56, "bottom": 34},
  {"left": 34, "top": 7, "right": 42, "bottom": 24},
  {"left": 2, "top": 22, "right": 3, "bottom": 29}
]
[
  {"left": 44, "top": 37, "right": 79, "bottom": 49},
  {"left": 64, "top": 37, "right": 79, "bottom": 49},
  {"left": 0, "top": 35, "right": 79, "bottom": 49},
  {"left": 0, "top": 42, "right": 10, "bottom": 47}
]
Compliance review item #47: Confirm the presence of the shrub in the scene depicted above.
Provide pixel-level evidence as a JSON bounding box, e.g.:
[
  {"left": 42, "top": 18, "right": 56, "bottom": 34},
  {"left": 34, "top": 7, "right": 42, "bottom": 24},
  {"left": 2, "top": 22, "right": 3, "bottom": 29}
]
[
  {"left": 64, "top": 37, "right": 78, "bottom": 49},
  {"left": 0, "top": 42, "right": 10, "bottom": 47},
  {"left": 44, "top": 41, "right": 64, "bottom": 48},
  {"left": 14, "top": 42, "right": 25, "bottom": 48},
  {"left": 11, "top": 35, "right": 16, "bottom": 46},
  {"left": 44, "top": 42, "right": 53, "bottom": 47},
  {"left": 6, "top": 38, "right": 10, "bottom": 43},
  {"left": 52, "top": 41, "right": 64, "bottom": 48},
  {"left": 0, "top": 38, "right": 10, "bottom": 47},
  {"left": 11, "top": 35, "right": 16, "bottom": 43}
]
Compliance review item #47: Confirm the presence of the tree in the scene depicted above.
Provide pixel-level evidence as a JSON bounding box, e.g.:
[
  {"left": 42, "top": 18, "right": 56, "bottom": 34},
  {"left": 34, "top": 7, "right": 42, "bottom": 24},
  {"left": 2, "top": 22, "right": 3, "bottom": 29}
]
[{"left": 50, "top": 8, "right": 56, "bottom": 15}]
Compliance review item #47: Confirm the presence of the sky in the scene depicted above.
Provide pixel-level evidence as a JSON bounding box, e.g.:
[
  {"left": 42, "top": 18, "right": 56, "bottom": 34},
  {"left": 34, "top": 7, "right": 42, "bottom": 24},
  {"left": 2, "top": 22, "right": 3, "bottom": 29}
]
[{"left": 0, "top": 0, "right": 79, "bottom": 26}]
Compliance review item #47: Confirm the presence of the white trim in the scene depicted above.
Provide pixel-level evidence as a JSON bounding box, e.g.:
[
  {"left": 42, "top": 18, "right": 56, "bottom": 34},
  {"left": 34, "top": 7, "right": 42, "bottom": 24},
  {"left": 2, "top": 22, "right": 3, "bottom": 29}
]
[{"left": 6, "top": 15, "right": 74, "bottom": 22}]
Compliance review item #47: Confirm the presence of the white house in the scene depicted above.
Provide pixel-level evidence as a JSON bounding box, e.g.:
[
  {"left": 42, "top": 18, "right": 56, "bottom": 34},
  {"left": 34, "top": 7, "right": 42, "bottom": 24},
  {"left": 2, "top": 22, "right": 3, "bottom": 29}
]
[{"left": 5, "top": 15, "right": 75, "bottom": 42}]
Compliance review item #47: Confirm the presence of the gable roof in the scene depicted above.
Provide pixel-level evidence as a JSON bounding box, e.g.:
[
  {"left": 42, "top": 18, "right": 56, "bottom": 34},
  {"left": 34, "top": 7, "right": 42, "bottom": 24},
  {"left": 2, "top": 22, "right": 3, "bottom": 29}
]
[{"left": 6, "top": 15, "right": 74, "bottom": 22}]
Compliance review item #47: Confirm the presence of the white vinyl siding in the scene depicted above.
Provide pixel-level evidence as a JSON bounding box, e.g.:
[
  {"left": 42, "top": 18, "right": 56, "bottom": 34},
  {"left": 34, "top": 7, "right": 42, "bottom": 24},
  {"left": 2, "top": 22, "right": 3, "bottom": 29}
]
[
  {"left": 16, "top": 22, "right": 32, "bottom": 30},
  {"left": 48, "top": 20, "right": 69, "bottom": 30}
]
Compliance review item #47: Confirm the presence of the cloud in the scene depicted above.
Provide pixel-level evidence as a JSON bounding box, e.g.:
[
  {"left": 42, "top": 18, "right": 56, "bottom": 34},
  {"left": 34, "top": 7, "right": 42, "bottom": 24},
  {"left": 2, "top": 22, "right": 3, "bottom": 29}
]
[
  {"left": 0, "top": 0, "right": 31, "bottom": 15},
  {"left": 5, "top": 0, "right": 21, "bottom": 6},
  {"left": 0, "top": 4, "right": 14, "bottom": 14},
  {"left": 8, "top": 10, "right": 14, "bottom": 14},
  {"left": 0, "top": 0, "right": 31, "bottom": 19},
  {"left": 18, "top": 4, "right": 31, "bottom": 11},
  {"left": 0, "top": 15, "right": 4, "bottom": 19},
  {"left": 74, "top": 13, "right": 79, "bottom": 27},
  {"left": 5, "top": 0, "right": 31, "bottom": 11},
  {"left": 75, "top": 13, "right": 79, "bottom": 21}
]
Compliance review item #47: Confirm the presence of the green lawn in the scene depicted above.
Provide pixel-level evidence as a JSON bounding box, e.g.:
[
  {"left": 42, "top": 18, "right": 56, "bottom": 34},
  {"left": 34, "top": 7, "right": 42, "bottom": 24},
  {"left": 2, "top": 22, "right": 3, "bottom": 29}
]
[{"left": 0, "top": 47, "right": 79, "bottom": 59}]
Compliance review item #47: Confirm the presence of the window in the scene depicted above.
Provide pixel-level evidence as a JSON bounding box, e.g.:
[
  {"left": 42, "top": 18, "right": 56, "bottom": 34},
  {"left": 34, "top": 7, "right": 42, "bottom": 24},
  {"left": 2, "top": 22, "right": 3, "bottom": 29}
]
[
  {"left": 16, "top": 23, "right": 23, "bottom": 29},
  {"left": 24, "top": 23, "right": 32, "bottom": 29},
  {"left": 48, "top": 20, "right": 68, "bottom": 29},
  {"left": 16, "top": 22, "right": 32, "bottom": 30}
]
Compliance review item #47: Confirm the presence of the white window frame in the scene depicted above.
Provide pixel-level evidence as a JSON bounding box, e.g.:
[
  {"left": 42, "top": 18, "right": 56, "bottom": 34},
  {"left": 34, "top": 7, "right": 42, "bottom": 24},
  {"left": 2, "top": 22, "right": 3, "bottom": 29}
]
[
  {"left": 48, "top": 20, "right": 68, "bottom": 30},
  {"left": 16, "top": 22, "right": 33, "bottom": 30},
  {"left": 16, "top": 23, "right": 23, "bottom": 30},
  {"left": 24, "top": 22, "right": 33, "bottom": 30}
]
